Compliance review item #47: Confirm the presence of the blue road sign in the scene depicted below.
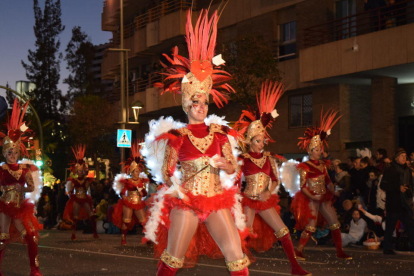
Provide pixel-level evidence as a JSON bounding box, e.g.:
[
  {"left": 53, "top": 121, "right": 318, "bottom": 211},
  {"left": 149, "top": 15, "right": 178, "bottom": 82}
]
[{"left": 117, "top": 129, "right": 132, "bottom": 148}]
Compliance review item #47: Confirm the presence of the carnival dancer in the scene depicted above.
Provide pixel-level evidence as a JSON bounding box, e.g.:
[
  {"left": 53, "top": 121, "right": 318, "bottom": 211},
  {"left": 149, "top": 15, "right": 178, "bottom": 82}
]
[
  {"left": 142, "top": 9, "right": 250, "bottom": 276},
  {"left": 63, "top": 144, "right": 99, "bottom": 240},
  {"left": 0, "top": 99, "right": 42, "bottom": 276},
  {"left": 291, "top": 110, "right": 351, "bottom": 260},
  {"left": 235, "top": 80, "right": 311, "bottom": 276},
  {"left": 113, "top": 141, "right": 149, "bottom": 245}
]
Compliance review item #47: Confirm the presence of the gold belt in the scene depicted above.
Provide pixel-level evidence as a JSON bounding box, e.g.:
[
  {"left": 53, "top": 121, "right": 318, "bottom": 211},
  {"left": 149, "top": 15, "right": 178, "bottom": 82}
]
[
  {"left": 244, "top": 172, "right": 271, "bottom": 199},
  {"left": 125, "top": 190, "right": 141, "bottom": 204},
  {"left": 181, "top": 156, "right": 222, "bottom": 197},
  {"left": 307, "top": 175, "right": 326, "bottom": 195},
  {"left": 75, "top": 187, "right": 86, "bottom": 199},
  {"left": 0, "top": 185, "right": 22, "bottom": 208}
]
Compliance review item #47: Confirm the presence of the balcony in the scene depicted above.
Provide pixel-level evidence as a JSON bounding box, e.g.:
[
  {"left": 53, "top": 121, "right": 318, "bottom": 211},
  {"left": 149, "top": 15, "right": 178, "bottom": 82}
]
[{"left": 300, "top": 0, "right": 414, "bottom": 83}]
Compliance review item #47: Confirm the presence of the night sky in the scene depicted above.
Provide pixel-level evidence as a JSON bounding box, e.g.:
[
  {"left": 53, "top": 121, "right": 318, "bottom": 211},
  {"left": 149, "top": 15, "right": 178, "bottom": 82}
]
[{"left": 0, "top": 0, "right": 112, "bottom": 99}]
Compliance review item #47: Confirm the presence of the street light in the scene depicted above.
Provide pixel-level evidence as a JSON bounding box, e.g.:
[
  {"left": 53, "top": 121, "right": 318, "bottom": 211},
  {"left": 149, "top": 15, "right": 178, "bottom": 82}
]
[{"left": 130, "top": 100, "right": 144, "bottom": 124}]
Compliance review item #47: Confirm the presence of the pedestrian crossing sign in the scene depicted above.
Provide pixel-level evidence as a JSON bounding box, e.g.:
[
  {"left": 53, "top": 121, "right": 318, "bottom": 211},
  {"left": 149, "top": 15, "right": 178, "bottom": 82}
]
[{"left": 117, "top": 129, "right": 132, "bottom": 148}]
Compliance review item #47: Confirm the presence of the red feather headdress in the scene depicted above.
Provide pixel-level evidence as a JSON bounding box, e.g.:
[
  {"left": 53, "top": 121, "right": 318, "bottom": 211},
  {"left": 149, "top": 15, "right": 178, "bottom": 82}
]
[
  {"left": 154, "top": 9, "right": 235, "bottom": 112},
  {"left": 70, "top": 144, "right": 88, "bottom": 173},
  {"left": 297, "top": 109, "right": 341, "bottom": 152},
  {"left": 234, "top": 80, "right": 284, "bottom": 143},
  {"left": 0, "top": 98, "right": 33, "bottom": 157},
  {"left": 122, "top": 140, "right": 145, "bottom": 174}
]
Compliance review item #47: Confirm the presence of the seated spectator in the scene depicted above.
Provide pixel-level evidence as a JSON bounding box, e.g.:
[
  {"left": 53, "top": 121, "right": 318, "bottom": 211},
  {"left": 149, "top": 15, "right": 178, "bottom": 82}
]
[
  {"left": 341, "top": 209, "right": 367, "bottom": 246},
  {"left": 358, "top": 206, "right": 385, "bottom": 241}
]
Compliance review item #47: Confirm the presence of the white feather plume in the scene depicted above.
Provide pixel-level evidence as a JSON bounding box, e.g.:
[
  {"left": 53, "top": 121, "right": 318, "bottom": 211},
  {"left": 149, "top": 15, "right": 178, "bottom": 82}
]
[
  {"left": 113, "top": 173, "right": 129, "bottom": 196},
  {"left": 356, "top": 148, "right": 372, "bottom": 159},
  {"left": 19, "top": 159, "right": 43, "bottom": 203},
  {"left": 144, "top": 186, "right": 168, "bottom": 243},
  {"left": 279, "top": 159, "right": 301, "bottom": 196},
  {"left": 231, "top": 192, "right": 247, "bottom": 231}
]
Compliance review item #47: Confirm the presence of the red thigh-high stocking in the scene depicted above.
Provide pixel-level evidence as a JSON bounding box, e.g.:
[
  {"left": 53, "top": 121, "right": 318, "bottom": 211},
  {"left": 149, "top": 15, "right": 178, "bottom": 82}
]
[
  {"left": 121, "top": 228, "right": 128, "bottom": 245},
  {"left": 71, "top": 219, "right": 78, "bottom": 241},
  {"left": 295, "top": 226, "right": 316, "bottom": 260},
  {"left": 0, "top": 233, "right": 10, "bottom": 276},
  {"left": 330, "top": 224, "right": 352, "bottom": 260},
  {"left": 276, "top": 228, "right": 311, "bottom": 276},
  {"left": 89, "top": 215, "right": 99, "bottom": 239},
  {"left": 24, "top": 232, "right": 42, "bottom": 276}
]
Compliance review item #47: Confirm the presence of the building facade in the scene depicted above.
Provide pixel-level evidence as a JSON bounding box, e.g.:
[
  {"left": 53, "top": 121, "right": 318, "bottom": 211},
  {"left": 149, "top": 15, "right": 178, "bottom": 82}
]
[{"left": 101, "top": 0, "right": 414, "bottom": 160}]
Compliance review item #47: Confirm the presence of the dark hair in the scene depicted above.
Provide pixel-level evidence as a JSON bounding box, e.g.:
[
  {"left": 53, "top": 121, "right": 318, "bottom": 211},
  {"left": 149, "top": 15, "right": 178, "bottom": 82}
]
[
  {"left": 348, "top": 156, "right": 356, "bottom": 162},
  {"left": 369, "top": 168, "right": 380, "bottom": 177},
  {"left": 361, "top": 157, "right": 370, "bottom": 165},
  {"left": 377, "top": 148, "right": 387, "bottom": 159},
  {"left": 338, "top": 163, "right": 349, "bottom": 171},
  {"left": 352, "top": 209, "right": 362, "bottom": 216}
]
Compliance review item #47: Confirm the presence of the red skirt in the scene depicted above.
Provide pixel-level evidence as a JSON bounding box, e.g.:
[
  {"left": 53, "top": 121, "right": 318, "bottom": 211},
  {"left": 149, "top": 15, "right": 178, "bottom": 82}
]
[
  {"left": 290, "top": 189, "right": 334, "bottom": 231},
  {"left": 63, "top": 194, "right": 93, "bottom": 221},
  {"left": 242, "top": 194, "right": 281, "bottom": 253},
  {"left": 144, "top": 187, "right": 252, "bottom": 268},
  {"left": 112, "top": 199, "right": 146, "bottom": 230},
  {"left": 0, "top": 199, "right": 40, "bottom": 243}
]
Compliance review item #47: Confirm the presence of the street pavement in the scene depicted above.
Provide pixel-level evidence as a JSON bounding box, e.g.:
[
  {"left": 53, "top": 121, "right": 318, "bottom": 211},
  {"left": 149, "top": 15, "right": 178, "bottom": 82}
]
[{"left": 2, "top": 230, "right": 414, "bottom": 276}]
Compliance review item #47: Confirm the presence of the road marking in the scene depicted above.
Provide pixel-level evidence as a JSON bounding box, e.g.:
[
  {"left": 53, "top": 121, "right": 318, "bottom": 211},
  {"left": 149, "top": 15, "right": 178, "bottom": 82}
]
[
  {"left": 11, "top": 244, "right": 290, "bottom": 275},
  {"left": 255, "top": 256, "right": 327, "bottom": 265}
]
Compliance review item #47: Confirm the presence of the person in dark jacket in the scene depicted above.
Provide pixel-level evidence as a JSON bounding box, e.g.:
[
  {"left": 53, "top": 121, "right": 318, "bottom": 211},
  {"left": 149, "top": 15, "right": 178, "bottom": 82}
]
[{"left": 380, "top": 148, "right": 414, "bottom": 254}]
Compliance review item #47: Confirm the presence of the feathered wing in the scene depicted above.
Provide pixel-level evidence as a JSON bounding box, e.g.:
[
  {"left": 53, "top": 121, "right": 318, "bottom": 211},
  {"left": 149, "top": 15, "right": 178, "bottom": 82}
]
[
  {"left": 20, "top": 159, "right": 42, "bottom": 203},
  {"left": 113, "top": 173, "right": 129, "bottom": 196},
  {"left": 279, "top": 159, "right": 301, "bottom": 196}
]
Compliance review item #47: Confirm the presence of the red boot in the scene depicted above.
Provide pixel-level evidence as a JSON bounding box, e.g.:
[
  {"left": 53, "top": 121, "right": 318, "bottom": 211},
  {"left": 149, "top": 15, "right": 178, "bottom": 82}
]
[
  {"left": 90, "top": 215, "right": 100, "bottom": 239},
  {"left": 25, "top": 233, "right": 42, "bottom": 276},
  {"left": 230, "top": 267, "right": 249, "bottom": 276},
  {"left": 279, "top": 232, "right": 312, "bottom": 276},
  {"left": 71, "top": 219, "right": 78, "bottom": 241},
  {"left": 295, "top": 227, "right": 315, "bottom": 260},
  {"left": 157, "top": 260, "right": 179, "bottom": 276},
  {"left": 331, "top": 228, "right": 352, "bottom": 260},
  {"left": 121, "top": 229, "right": 127, "bottom": 245}
]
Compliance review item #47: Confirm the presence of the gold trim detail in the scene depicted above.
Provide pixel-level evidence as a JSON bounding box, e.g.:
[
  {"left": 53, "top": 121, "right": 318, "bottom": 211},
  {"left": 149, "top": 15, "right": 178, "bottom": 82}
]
[
  {"left": 222, "top": 142, "right": 237, "bottom": 171},
  {"left": 35, "top": 255, "right": 39, "bottom": 267},
  {"left": 226, "top": 254, "right": 250, "bottom": 271},
  {"left": 25, "top": 171, "right": 35, "bottom": 192},
  {"left": 162, "top": 145, "right": 178, "bottom": 185},
  {"left": 33, "top": 235, "right": 39, "bottom": 245},
  {"left": 275, "top": 227, "right": 289, "bottom": 238},
  {"left": 2, "top": 163, "right": 23, "bottom": 180},
  {"left": 305, "top": 161, "right": 325, "bottom": 173},
  {"left": 244, "top": 172, "right": 271, "bottom": 198},
  {"left": 305, "top": 226, "right": 316, "bottom": 233},
  {"left": 299, "top": 169, "right": 307, "bottom": 188},
  {"left": 0, "top": 233, "right": 10, "bottom": 240},
  {"left": 123, "top": 218, "right": 132, "bottom": 223},
  {"left": 186, "top": 127, "right": 215, "bottom": 154},
  {"left": 242, "top": 153, "right": 267, "bottom": 169},
  {"left": 329, "top": 223, "right": 341, "bottom": 230},
  {"left": 160, "top": 250, "right": 184, "bottom": 269}
]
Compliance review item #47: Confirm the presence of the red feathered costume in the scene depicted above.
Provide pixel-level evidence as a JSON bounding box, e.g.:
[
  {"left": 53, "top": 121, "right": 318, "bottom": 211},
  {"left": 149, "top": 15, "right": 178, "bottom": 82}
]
[
  {"left": 112, "top": 141, "right": 149, "bottom": 245},
  {"left": 63, "top": 144, "right": 99, "bottom": 240},
  {"left": 0, "top": 98, "right": 42, "bottom": 276},
  {"left": 291, "top": 109, "right": 351, "bottom": 261}
]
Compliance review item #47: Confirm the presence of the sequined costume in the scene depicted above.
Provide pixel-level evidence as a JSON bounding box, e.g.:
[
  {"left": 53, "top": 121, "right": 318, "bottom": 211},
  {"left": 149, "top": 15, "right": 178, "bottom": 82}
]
[
  {"left": 235, "top": 80, "right": 311, "bottom": 276},
  {"left": 0, "top": 99, "right": 42, "bottom": 276},
  {"left": 63, "top": 144, "right": 99, "bottom": 240},
  {"left": 291, "top": 110, "right": 351, "bottom": 261}
]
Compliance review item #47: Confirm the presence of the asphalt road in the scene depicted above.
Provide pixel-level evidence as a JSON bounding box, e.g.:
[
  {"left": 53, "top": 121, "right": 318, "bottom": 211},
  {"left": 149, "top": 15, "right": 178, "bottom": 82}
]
[{"left": 2, "top": 230, "right": 414, "bottom": 276}]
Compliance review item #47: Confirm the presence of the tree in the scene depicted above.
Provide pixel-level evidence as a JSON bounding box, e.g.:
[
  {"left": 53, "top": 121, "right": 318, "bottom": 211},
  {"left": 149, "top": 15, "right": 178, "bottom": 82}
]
[
  {"left": 64, "top": 26, "right": 96, "bottom": 104},
  {"left": 21, "top": 0, "right": 66, "bottom": 121},
  {"left": 5, "top": 82, "right": 15, "bottom": 106},
  {"left": 68, "top": 95, "right": 117, "bottom": 176},
  {"left": 222, "top": 35, "right": 280, "bottom": 106}
]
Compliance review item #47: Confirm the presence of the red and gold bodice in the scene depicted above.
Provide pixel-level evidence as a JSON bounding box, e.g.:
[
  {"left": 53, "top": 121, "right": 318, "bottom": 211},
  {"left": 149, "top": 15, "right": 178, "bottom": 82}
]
[
  {"left": 121, "top": 178, "right": 148, "bottom": 204},
  {"left": 162, "top": 123, "right": 237, "bottom": 197},
  {"left": 297, "top": 159, "right": 331, "bottom": 195},
  {"left": 240, "top": 151, "right": 279, "bottom": 199},
  {"left": 69, "top": 177, "right": 91, "bottom": 199},
  {"left": 0, "top": 163, "right": 35, "bottom": 207}
]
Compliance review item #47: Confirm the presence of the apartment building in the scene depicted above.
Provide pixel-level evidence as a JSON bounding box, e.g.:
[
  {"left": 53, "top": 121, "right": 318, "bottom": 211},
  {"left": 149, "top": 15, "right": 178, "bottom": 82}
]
[{"left": 101, "top": 0, "right": 414, "bottom": 159}]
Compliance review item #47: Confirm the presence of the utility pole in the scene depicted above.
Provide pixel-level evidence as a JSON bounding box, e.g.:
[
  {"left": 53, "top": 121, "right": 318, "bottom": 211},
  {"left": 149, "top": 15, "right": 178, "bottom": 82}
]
[{"left": 120, "top": 0, "right": 126, "bottom": 166}]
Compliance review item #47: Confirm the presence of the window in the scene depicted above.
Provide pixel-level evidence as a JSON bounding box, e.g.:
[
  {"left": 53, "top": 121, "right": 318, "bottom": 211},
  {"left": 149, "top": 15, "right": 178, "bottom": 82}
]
[
  {"left": 289, "top": 94, "right": 313, "bottom": 128},
  {"left": 278, "top": 21, "right": 296, "bottom": 61}
]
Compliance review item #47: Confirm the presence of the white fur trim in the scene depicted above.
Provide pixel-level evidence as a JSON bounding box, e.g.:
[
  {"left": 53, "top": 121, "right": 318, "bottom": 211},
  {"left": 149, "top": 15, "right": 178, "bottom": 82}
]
[
  {"left": 144, "top": 186, "right": 168, "bottom": 243},
  {"left": 113, "top": 173, "right": 129, "bottom": 196},
  {"left": 20, "top": 159, "right": 42, "bottom": 203},
  {"left": 279, "top": 159, "right": 300, "bottom": 196}
]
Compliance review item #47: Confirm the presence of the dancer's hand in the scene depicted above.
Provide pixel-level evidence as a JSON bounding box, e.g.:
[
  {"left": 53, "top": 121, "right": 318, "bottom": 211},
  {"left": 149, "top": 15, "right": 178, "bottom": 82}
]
[
  {"left": 169, "top": 186, "right": 190, "bottom": 202},
  {"left": 214, "top": 157, "right": 234, "bottom": 173}
]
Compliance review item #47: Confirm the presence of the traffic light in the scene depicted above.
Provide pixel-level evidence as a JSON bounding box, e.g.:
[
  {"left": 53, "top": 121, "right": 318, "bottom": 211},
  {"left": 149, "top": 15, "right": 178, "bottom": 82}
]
[{"left": 36, "top": 160, "right": 43, "bottom": 167}]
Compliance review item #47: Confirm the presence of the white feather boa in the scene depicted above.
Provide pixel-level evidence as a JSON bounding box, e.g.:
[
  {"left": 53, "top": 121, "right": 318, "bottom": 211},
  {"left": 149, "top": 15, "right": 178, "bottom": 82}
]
[
  {"left": 143, "top": 115, "right": 246, "bottom": 243},
  {"left": 19, "top": 159, "right": 43, "bottom": 203},
  {"left": 279, "top": 159, "right": 300, "bottom": 196},
  {"left": 113, "top": 172, "right": 149, "bottom": 196}
]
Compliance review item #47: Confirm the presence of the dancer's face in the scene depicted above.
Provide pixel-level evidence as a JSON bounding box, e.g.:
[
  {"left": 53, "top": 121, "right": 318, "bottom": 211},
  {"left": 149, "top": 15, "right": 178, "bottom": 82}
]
[
  {"left": 309, "top": 146, "right": 322, "bottom": 160},
  {"left": 187, "top": 94, "right": 208, "bottom": 124},
  {"left": 6, "top": 148, "right": 19, "bottom": 164},
  {"left": 250, "top": 134, "right": 265, "bottom": 153},
  {"left": 131, "top": 167, "right": 140, "bottom": 179},
  {"left": 77, "top": 167, "right": 85, "bottom": 177}
]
